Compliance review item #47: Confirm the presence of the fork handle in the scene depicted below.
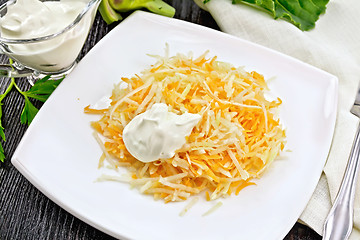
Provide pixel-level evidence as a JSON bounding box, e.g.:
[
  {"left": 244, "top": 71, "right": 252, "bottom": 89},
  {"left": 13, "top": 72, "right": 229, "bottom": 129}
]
[{"left": 323, "top": 121, "right": 360, "bottom": 240}]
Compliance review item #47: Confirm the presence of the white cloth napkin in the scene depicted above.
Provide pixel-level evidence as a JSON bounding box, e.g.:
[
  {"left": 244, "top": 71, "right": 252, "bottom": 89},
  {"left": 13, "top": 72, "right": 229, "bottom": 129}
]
[{"left": 194, "top": 0, "right": 360, "bottom": 238}]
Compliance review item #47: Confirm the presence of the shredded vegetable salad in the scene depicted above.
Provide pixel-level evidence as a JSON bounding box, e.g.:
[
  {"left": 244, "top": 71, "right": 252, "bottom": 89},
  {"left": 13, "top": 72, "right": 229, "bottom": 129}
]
[{"left": 85, "top": 47, "right": 286, "bottom": 203}]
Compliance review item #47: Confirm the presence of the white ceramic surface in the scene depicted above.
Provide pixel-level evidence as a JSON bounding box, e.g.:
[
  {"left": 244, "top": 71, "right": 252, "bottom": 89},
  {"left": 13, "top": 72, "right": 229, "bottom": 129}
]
[{"left": 12, "top": 11, "right": 338, "bottom": 240}]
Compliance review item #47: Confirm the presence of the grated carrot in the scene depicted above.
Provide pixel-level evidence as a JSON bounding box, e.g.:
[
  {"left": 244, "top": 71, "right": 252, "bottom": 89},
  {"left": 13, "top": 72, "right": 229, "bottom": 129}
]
[{"left": 87, "top": 48, "right": 286, "bottom": 202}]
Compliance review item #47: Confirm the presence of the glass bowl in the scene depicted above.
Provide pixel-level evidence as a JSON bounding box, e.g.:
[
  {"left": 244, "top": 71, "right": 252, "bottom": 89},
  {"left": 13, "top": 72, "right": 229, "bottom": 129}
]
[{"left": 0, "top": 0, "right": 101, "bottom": 78}]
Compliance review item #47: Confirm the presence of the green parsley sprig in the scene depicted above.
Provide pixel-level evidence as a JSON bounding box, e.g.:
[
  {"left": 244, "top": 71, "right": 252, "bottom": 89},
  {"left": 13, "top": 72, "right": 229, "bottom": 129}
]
[{"left": 0, "top": 75, "right": 63, "bottom": 162}]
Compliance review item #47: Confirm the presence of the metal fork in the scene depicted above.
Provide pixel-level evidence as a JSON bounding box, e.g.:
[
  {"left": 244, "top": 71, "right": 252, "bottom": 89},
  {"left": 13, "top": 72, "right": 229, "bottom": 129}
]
[{"left": 322, "top": 88, "right": 360, "bottom": 240}]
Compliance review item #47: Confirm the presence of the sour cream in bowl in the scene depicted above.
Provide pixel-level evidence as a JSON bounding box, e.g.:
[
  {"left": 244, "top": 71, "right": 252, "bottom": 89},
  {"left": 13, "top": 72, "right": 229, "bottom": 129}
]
[{"left": 0, "top": 0, "right": 101, "bottom": 76}]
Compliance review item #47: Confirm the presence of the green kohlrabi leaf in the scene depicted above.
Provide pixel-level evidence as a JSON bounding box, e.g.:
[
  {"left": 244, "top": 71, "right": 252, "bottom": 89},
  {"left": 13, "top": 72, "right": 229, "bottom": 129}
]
[{"left": 231, "top": 0, "right": 329, "bottom": 31}]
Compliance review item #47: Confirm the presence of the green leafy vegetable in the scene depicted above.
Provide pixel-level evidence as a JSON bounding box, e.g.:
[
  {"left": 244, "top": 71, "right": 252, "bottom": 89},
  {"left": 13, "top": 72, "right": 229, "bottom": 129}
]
[
  {"left": 0, "top": 101, "right": 6, "bottom": 162},
  {"left": 99, "top": 0, "right": 175, "bottom": 24},
  {"left": 0, "top": 78, "right": 15, "bottom": 162},
  {"left": 205, "top": 0, "right": 329, "bottom": 31},
  {"left": 0, "top": 74, "right": 63, "bottom": 162},
  {"left": 19, "top": 75, "right": 63, "bottom": 125},
  {"left": 20, "top": 96, "right": 39, "bottom": 126},
  {"left": 99, "top": 0, "right": 123, "bottom": 24},
  {"left": 22, "top": 75, "right": 63, "bottom": 103}
]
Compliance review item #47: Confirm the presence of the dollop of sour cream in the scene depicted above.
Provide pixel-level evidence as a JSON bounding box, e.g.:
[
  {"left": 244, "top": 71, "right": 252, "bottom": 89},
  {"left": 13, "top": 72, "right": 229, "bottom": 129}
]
[
  {"left": 123, "top": 103, "right": 201, "bottom": 163},
  {"left": 0, "top": 0, "right": 93, "bottom": 72}
]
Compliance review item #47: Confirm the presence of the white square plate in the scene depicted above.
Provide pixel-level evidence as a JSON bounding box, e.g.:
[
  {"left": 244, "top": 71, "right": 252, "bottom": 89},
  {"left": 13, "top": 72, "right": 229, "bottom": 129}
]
[{"left": 12, "top": 11, "right": 338, "bottom": 240}]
